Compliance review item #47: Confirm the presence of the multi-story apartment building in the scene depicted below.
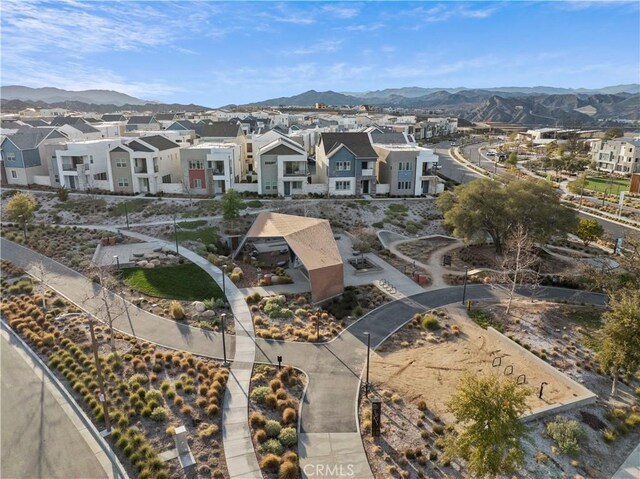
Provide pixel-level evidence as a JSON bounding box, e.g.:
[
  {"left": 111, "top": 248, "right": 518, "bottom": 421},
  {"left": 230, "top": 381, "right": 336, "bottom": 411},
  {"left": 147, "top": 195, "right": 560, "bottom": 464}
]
[
  {"left": 316, "top": 132, "right": 378, "bottom": 196},
  {"left": 591, "top": 139, "right": 640, "bottom": 175},
  {"left": 108, "top": 135, "right": 181, "bottom": 194},
  {"left": 181, "top": 142, "right": 242, "bottom": 195},
  {"left": 255, "top": 135, "right": 308, "bottom": 196}
]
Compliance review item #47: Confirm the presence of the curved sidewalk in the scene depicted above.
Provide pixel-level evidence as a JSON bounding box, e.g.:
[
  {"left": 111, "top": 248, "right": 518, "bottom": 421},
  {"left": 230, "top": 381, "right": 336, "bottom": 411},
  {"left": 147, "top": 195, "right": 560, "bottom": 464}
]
[{"left": 0, "top": 237, "right": 261, "bottom": 479}]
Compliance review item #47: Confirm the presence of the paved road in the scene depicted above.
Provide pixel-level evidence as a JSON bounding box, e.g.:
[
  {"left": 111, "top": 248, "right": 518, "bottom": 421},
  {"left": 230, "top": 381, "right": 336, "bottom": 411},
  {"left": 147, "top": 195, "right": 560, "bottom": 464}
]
[{"left": 1, "top": 334, "right": 109, "bottom": 479}]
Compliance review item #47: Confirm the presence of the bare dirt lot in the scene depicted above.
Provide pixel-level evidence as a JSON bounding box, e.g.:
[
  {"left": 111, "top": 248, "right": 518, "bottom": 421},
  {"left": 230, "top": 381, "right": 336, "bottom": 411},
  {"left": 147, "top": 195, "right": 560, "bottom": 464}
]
[{"left": 360, "top": 299, "right": 640, "bottom": 479}]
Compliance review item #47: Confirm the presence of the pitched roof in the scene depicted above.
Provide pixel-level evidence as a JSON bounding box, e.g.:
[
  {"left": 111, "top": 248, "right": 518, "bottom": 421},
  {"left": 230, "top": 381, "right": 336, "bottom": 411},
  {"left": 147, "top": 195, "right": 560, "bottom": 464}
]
[
  {"left": 139, "top": 135, "right": 179, "bottom": 151},
  {"left": 245, "top": 212, "right": 342, "bottom": 271},
  {"left": 194, "top": 121, "right": 242, "bottom": 138},
  {"left": 68, "top": 122, "right": 100, "bottom": 134},
  {"left": 21, "top": 119, "right": 49, "bottom": 127},
  {"left": 320, "top": 132, "right": 377, "bottom": 158},
  {"left": 155, "top": 113, "right": 176, "bottom": 121},
  {"left": 50, "top": 116, "right": 85, "bottom": 126},
  {"left": 369, "top": 132, "right": 410, "bottom": 145},
  {"left": 127, "top": 140, "right": 154, "bottom": 152},
  {"left": 171, "top": 120, "right": 197, "bottom": 130},
  {"left": 127, "top": 116, "right": 156, "bottom": 124},
  {"left": 4, "top": 128, "right": 62, "bottom": 150},
  {"left": 84, "top": 117, "right": 101, "bottom": 124},
  {"left": 110, "top": 146, "right": 128, "bottom": 153},
  {"left": 101, "top": 114, "right": 126, "bottom": 122}
]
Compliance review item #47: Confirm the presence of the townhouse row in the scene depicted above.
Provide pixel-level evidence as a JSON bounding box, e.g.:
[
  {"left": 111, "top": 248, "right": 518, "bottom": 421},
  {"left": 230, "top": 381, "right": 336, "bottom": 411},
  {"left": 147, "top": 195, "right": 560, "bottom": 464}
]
[{"left": 1, "top": 115, "right": 444, "bottom": 197}]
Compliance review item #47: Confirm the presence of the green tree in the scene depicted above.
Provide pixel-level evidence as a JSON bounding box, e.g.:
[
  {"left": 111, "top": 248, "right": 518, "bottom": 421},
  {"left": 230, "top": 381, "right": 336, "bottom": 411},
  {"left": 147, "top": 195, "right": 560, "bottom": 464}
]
[
  {"left": 437, "top": 178, "right": 576, "bottom": 253},
  {"left": 56, "top": 187, "right": 69, "bottom": 202},
  {"left": 567, "top": 173, "right": 587, "bottom": 195},
  {"left": 6, "top": 192, "right": 37, "bottom": 225},
  {"left": 443, "top": 373, "right": 530, "bottom": 478},
  {"left": 506, "top": 152, "right": 518, "bottom": 167},
  {"left": 604, "top": 127, "right": 624, "bottom": 139},
  {"left": 221, "top": 189, "right": 243, "bottom": 220},
  {"left": 575, "top": 218, "right": 604, "bottom": 246},
  {"left": 599, "top": 289, "right": 640, "bottom": 395}
]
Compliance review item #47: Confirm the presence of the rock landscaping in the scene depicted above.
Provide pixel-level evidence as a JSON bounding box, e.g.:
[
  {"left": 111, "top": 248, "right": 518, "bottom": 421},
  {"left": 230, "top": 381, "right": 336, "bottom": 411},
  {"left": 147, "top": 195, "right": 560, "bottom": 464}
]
[
  {"left": 0, "top": 260, "right": 230, "bottom": 479},
  {"left": 248, "top": 286, "right": 391, "bottom": 342},
  {"left": 248, "top": 364, "right": 305, "bottom": 479}
]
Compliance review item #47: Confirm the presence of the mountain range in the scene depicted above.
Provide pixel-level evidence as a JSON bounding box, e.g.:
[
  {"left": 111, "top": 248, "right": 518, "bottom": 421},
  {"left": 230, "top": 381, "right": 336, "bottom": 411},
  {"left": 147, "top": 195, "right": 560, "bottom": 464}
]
[
  {"left": 1, "top": 85, "right": 154, "bottom": 106},
  {"left": 243, "top": 84, "right": 640, "bottom": 125}
]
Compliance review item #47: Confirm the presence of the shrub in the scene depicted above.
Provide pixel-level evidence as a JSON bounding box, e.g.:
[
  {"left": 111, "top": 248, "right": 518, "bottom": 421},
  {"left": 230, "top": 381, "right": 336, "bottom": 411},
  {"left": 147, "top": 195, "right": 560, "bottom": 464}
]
[
  {"left": 170, "top": 301, "right": 185, "bottom": 320},
  {"left": 265, "top": 419, "right": 282, "bottom": 438},
  {"left": 197, "top": 423, "right": 219, "bottom": 437},
  {"left": 432, "top": 425, "right": 445, "bottom": 435},
  {"left": 251, "top": 386, "right": 271, "bottom": 404},
  {"left": 129, "top": 373, "right": 148, "bottom": 385},
  {"left": 260, "top": 453, "right": 280, "bottom": 472},
  {"left": 421, "top": 314, "right": 440, "bottom": 331},
  {"left": 417, "top": 400, "right": 427, "bottom": 411},
  {"left": 625, "top": 413, "right": 640, "bottom": 428},
  {"left": 254, "top": 429, "right": 267, "bottom": 443},
  {"left": 278, "top": 427, "right": 297, "bottom": 447},
  {"left": 546, "top": 416, "right": 584, "bottom": 456},
  {"left": 278, "top": 460, "right": 299, "bottom": 479},
  {"left": 282, "top": 407, "right": 297, "bottom": 424},
  {"left": 259, "top": 438, "right": 284, "bottom": 455},
  {"left": 206, "top": 404, "right": 219, "bottom": 417},
  {"left": 146, "top": 389, "right": 163, "bottom": 403},
  {"left": 250, "top": 411, "right": 266, "bottom": 428},
  {"left": 269, "top": 379, "right": 282, "bottom": 392},
  {"left": 150, "top": 407, "right": 169, "bottom": 422},
  {"left": 282, "top": 451, "right": 298, "bottom": 464},
  {"left": 603, "top": 429, "right": 617, "bottom": 443}
]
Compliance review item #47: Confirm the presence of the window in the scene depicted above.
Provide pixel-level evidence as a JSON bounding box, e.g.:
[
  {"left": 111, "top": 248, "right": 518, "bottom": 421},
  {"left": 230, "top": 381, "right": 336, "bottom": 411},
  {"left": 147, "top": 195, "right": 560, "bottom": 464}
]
[
  {"left": 93, "top": 172, "right": 107, "bottom": 181},
  {"left": 398, "top": 162, "right": 412, "bottom": 171},
  {"left": 265, "top": 181, "right": 277, "bottom": 191},
  {"left": 7, "top": 152, "right": 15, "bottom": 162},
  {"left": 115, "top": 159, "right": 127, "bottom": 168},
  {"left": 397, "top": 181, "right": 412, "bottom": 190},
  {"left": 90, "top": 155, "right": 94, "bottom": 164},
  {"left": 54, "top": 175, "right": 59, "bottom": 183},
  {"left": 193, "top": 178, "right": 202, "bottom": 188},
  {"left": 162, "top": 174, "right": 172, "bottom": 184},
  {"left": 335, "top": 180, "right": 350, "bottom": 191},
  {"left": 291, "top": 181, "right": 302, "bottom": 189},
  {"left": 189, "top": 160, "right": 204, "bottom": 169},
  {"left": 117, "top": 177, "right": 129, "bottom": 187},
  {"left": 336, "top": 161, "right": 351, "bottom": 171},
  {"left": 11, "top": 170, "right": 17, "bottom": 178}
]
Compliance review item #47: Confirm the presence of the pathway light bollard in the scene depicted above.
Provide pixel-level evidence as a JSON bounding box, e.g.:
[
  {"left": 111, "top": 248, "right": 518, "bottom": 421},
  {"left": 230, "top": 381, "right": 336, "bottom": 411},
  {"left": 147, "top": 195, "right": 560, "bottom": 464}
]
[
  {"left": 365, "top": 332, "right": 371, "bottom": 395},
  {"left": 461, "top": 266, "right": 469, "bottom": 304},
  {"left": 277, "top": 355, "right": 282, "bottom": 370},
  {"left": 371, "top": 397, "right": 381, "bottom": 438},
  {"left": 220, "top": 313, "right": 229, "bottom": 368},
  {"left": 114, "top": 255, "right": 120, "bottom": 270},
  {"left": 316, "top": 314, "right": 320, "bottom": 340}
]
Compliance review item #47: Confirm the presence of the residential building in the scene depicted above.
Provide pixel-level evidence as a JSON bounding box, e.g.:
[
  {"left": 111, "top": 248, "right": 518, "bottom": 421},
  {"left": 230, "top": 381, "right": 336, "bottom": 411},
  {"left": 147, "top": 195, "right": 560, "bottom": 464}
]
[
  {"left": 370, "top": 132, "right": 443, "bottom": 196},
  {"left": 126, "top": 116, "right": 160, "bottom": 132},
  {"left": 56, "top": 122, "right": 102, "bottom": 141},
  {"left": 316, "top": 132, "right": 378, "bottom": 196},
  {"left": 108, "top": 135, "right": 181, "bottom": 194},
  {"left": 55, "top": 138, "right": 123, "bottom": 191},
  {"left": 181, "top": 142, "right": 242, "bottom": 195},
  {"left": 255, "top": 136, "right": 308, "bottom": 196},
  {"left": 591, "top": 139, "right": 640, "bottom": 175},
  {"left": 1, "top": 127, "right": 67, "bottom": 186}
]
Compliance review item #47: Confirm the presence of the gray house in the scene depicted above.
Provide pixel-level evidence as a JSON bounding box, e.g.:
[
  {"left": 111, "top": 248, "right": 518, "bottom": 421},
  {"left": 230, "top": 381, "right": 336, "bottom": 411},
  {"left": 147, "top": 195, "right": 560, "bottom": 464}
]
[
  {"left": 316, "top": 132, "right": 378, "bottom": 196},
  {"left": 1, "top": 128, "right": 67, "bottom": 186}
]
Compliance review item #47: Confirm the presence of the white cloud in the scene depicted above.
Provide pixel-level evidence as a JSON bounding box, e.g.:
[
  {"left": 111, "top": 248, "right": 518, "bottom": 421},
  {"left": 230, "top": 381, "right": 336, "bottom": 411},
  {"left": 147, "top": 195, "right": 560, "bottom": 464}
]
[
  {"left": 321, "top": 4, "right": 360, "bottom": 19},
  {"left": 286, "top": 40, "right": 343, "bottom": 55},
  {"left": 405, "top": 3, "right": 500, "bottom": 23}
]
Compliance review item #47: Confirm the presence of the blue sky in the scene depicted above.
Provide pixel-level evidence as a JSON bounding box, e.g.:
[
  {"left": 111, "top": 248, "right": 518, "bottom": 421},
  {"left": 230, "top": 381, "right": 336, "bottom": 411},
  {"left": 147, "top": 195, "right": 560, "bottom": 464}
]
[{"left": 1, "top": 1, "right": 639, "bottom": 107}]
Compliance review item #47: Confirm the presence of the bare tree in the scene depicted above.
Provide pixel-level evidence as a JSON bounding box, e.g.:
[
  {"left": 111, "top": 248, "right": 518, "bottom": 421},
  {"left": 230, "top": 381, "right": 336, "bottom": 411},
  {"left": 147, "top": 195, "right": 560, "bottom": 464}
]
[
  {"left": 32, "top": 259, "right": 58, "bottom": 311},
  {"left": 86, "top": 264, "right": 125, "bottom": 353},
  {"left": 502, "top": 224, "right": 539, "bottom": 314}
]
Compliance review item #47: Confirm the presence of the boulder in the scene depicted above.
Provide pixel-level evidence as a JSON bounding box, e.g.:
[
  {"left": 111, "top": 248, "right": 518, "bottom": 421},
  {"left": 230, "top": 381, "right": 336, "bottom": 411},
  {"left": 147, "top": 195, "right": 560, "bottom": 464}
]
[
  {"left": 192, "top": 301, "right": 206, "bottom": 313},
  {"left": 200, "top": 310, "right": 216, "bottom": 319},
  {"left": 151, "top": 259, "right": 162, "bottom": 266},
  {"left": 144, "top": 262, "right": 155, "bottom": 269},
  {"left": 137, "top": 260, "right": 148, "bottom": 268}
]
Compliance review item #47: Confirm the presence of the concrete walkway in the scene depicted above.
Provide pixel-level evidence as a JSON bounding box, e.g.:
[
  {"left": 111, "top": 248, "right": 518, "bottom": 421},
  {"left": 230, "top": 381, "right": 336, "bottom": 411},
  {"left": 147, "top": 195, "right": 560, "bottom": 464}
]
[
  {"left": 0, "top": 236, "right": 261, "bottom": 479},
  {"left": 611, "top": 441, "right": 640, "bottom": 479}
]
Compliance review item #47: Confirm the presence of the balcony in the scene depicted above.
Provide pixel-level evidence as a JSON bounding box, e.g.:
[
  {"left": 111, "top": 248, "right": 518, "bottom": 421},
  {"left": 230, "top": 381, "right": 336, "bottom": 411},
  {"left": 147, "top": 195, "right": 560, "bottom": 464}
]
[
  {"left": 134, "top": 166, "right": 148, "bottom": 174},
  {"left": 61, "top": 163, "right": 76, "bottom": 171},
  {"left": 361, "top": 168, "right": 374, "bottom": 176},
  {"left": 284, "top": 163, "right": 307, "bottom": 176}
]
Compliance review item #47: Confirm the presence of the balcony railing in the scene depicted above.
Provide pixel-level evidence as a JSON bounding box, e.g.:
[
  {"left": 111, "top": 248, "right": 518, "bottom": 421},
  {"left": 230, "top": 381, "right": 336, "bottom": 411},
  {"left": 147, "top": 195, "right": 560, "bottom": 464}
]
[
  {"left": 284, "top": 169, "right": 307, "bottom": 176},
  {"left": 61, "top": 164, "right": 76, "bottom": 171},
  {"left": 134, "top": 166, "right": 147, "bottom": 174},
  {"left": 361, "top": 168, "right": 374, "bottom": 176}
]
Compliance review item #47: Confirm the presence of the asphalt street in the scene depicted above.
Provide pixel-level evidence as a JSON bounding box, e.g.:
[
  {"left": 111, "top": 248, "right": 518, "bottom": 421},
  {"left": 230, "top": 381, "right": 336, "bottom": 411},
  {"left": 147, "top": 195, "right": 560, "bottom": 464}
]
[{"left": 1, "top": 334, "right": 108, "bottom": 479}]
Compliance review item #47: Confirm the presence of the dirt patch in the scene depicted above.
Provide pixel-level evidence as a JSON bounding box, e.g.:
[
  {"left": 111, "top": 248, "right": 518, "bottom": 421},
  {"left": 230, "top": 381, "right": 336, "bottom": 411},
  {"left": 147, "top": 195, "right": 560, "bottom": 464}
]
[{"left": 396, "top": 237, "right": 456, "bottom": 265}]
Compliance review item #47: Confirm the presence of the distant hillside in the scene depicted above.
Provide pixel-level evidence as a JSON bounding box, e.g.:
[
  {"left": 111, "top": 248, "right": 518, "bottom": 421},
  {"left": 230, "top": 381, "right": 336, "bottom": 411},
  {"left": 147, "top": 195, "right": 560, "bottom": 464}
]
[
  {"left": 0, "top": 98, "right": 212, "bottom": 114},
  {"left": 248, "top": 89, "right": 363, "bottom": 107},
  {"left": 1, "top": 85, "right": 152, "bottom": 106}
]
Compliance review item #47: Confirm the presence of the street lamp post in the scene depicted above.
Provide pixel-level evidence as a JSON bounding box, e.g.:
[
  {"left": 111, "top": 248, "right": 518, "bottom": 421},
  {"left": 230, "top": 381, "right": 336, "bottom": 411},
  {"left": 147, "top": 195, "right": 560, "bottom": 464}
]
[
  {"left": 364, "top": 332, "right": 371, "bottom": 396},
  {"left": 173, "top": 214, "right": 179, "bottom": 254},
  {"left": 220, "top": 313, "right": 229, "bottom": 367},
  {"left": 222, "top": 265, "right": 227, "bottom": 298},
  {"left": 461, "top": 266, "right": 469, "bottom": 304},
  {"left": 113, "top": 255, "right": 120, "bottom": 270},
  {"left": 18, "top": 214, "right": 27, "bottom": 241}
]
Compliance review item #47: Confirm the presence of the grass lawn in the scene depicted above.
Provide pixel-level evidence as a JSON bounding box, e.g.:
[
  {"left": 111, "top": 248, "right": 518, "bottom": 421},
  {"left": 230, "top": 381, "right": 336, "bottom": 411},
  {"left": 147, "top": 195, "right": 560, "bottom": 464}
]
[
  {"left": 120, "top": 263, "right": 223, "bottom": 301},
  {"left": 167, "top": 226, "right": 219, "bottom": 245},
  {"left": 107, "top": 198, "right": 148, "bottom": 217},
  {"left": 585, "top": 177, "right": 630, "bottom": 194}
]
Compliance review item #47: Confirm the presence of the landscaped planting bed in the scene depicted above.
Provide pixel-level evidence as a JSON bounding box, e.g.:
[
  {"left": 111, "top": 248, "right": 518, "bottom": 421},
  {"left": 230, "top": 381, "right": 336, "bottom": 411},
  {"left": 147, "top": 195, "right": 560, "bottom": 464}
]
[
  {"left": 249, "top": 364, "right": 305, "bottom": 479},
  {"left": 248, "top": 285, "right": 391, "bottom": 342},
  {"left": 1, "top": 261, "right": 230, "bottom": 479},
  {"left": 0, "top": 224, "right": 138, "bottom": 272},
  {"left": 396, "top": 237, "right": 456, "bottom": 265}
]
